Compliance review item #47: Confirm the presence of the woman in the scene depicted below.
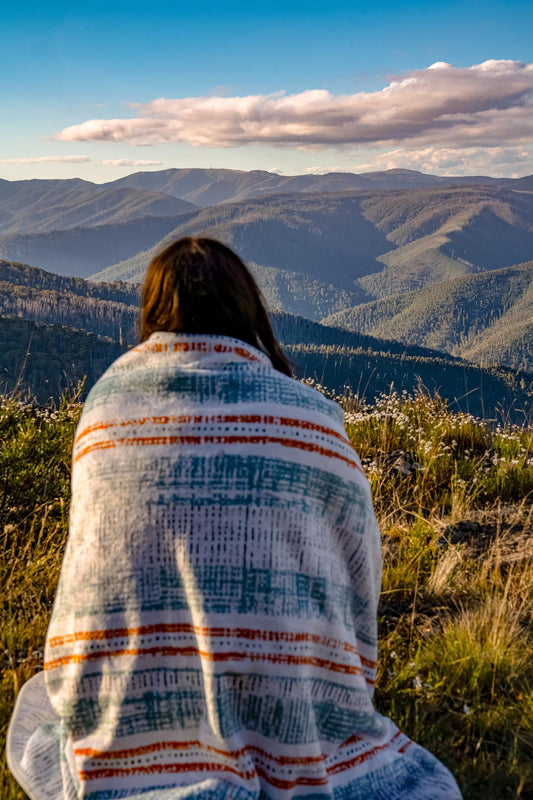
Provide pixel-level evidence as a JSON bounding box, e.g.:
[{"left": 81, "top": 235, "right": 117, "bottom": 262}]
[{"left": 8, "top": 238, "right": 461, "bottom": 799}]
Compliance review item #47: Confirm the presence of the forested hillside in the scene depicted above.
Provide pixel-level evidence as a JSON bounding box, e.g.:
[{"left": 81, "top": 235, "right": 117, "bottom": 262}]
[
  {"left": 0, "top": 317, "right": 123, "bottom": 401},
  {"left": 324, "top": 262, "right": 533, "bottom": 371},
  {"left": 0, "top": 260, "right": 139, "bottom": 341},
  {"left": 92, "top": 185, "right": 533, "bottom": 301},
  {"left": 1, "top": 262, "right": 531, "bottom": 420}
]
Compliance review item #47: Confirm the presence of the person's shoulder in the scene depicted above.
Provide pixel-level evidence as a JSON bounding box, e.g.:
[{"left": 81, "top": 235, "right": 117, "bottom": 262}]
[{"left": 81, "top": 345, "right": 144, "bottom": 415}]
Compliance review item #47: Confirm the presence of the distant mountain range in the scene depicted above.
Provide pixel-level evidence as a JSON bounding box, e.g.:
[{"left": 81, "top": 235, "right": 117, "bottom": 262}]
[
  {"left": 1, "top": 260, "right": 532, "bottom": 422},
  {"left": 0, "top": 178, "right": 196, "bottom": 235},
  {"left": 0, "top": 166, "right": 531, "bottom": 377},
  {"left": 100, "top": 166, "right": 533, "bottom": 204},
  {"left": 92, "top": 184, "right": 533, "bottom": 292}
]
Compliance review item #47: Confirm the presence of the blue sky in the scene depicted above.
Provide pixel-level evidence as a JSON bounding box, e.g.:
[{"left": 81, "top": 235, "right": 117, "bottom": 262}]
[{"left": 1, "top": 0, "right": 532, "bottom": 181}]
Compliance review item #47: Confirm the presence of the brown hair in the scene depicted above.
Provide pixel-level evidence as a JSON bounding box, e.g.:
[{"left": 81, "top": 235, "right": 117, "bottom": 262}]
[{"left": 140, "top": 237, "right": 292, "bottom": 376}]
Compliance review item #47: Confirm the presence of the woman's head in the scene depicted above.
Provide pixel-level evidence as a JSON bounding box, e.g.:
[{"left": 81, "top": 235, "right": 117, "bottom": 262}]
[{"left": 140, "top": 237, "right": 291, "bottom": 376}]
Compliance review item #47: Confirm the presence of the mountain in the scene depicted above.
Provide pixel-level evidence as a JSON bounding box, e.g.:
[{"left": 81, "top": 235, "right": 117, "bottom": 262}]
[
  {"left": 1, "top": 168, "right": 524, "bottom": 236},
  {"left": 355, "top": 185, "right": 533, "bottom": 298},
  {"left": 0, "top": 215, "right": 195, "bottom": 278},
  {"left": 1, "top": 261, "right": 531, "bottom": 421},
  {"left": 0, "top": 260, "right": 140, "bottom": 343},
  {"left": 0, "top": 170, "right": 530, "bottom": 379},
  {"left": 0, "top": 176, "right": 531, "bottom": 302},
  {"left": 91, "top": 192, "right": 392, "bottom": 291},
  {"left": 0, "top": 178, "right": 196, "bottom": 234},
  {"left": 323, "top": 262, "right": 533, "bottom": 372},
  {"left": 92, "top": 185, "right": 533, "bottom": 299},
  {"left": 101, "top": 167, "right": 524, "bottom": 207},
  {"left": 0, "top": 316, "right": 123, "bottom": 402}
]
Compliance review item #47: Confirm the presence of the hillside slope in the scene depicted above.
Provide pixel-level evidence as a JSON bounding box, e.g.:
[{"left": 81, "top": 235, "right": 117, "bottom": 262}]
[
  {"left": 93, "top": 192, "right": 394, "bottom": 287},
  {"left": 358, "top": 186, "right": 533, "bottom": 297},
  {"left": 0, "top": 214, "right": 195, "bottom": 277},
  {"left": 101, "top": 166, "right": 523, "bottom": 206},
  {"left": 0, "top": 260, "right": 140, "bottom": 342},
  {"left": 94, "top": 186, "right": 533, "bottom": 303},
  {"left": 323, "top": 262, "right": 533, "bottom": 371},
  {"left": 0, "top": 180, "right": 195, "bottom": 234},
  {"left": 1, "top": 261, "right": 531, "bottom": 421},
  {"left": 0, "top": 316, "right": 123, "bottom": 402}
]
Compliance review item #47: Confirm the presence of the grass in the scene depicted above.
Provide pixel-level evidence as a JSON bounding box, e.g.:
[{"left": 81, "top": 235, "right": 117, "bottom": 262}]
[
  {"left": 1, "top": 387, "right": 532, "bottom": 798},
  {"left": 341, "top": 389, "right": 533, "bottom": 798},
  {"left": 0, "top": 392, "right": 81, "bottom": 798}
]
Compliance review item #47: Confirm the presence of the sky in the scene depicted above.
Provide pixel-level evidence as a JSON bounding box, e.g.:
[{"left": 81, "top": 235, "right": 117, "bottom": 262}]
[{"left": 1, "top": 0, "right": 532, "bottom": 182}]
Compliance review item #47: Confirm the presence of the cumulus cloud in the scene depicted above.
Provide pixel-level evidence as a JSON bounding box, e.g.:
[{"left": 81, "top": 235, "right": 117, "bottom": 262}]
[
  {"left": 0, "top": 155, "right": 91, "bottom": 164},
  {"left": 351, "top": 145, "right": 532, "bottom": 176},
  {"left": 100, "top": 159, "right": 163, "bottom": 166},
  {"left": 54, "top": 60, "right": 533, "bottom": 152},
  {"left": 305, "top": 165, "right": 353, "bottom": 174}
]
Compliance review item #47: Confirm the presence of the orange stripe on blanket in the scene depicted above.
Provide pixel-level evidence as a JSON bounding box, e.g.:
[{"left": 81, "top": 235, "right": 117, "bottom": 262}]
[
  {"left": 44, "top": 645, "right": 364, "bottom": 677},
  {"left": 327, "top": 730, "right": 403, "bottom": 775},
  {"left": 80, "top": 761, "right": 258, "bottom": 782},
  {"left": 74, "top": 414, "right": 201, "bottom": 444},
  {"left": 78, "top": 734, "right": 405, "bottom": 787},
  {"left": 48, "top": 623, "right": 377, "bottom": 671},
  {"left": 131, "top": 340, "right": 261, "bottom": 362},
  {"left": 75, "top": 739, "right": 328, "bottom": 766},
  {"left": 79, "top": 760, "right": 330, "bottom": 788},
  {"left": 48, "top": 628, "right": 376, "bottom": 685},
  {"left": 75, "top": 413, "right": 351, "bottom": 447},
  {"left": 398, "top": 740, "right": 413, "bottom": 754},
  {"left": 73, "top": 433, "right": 364, "bottom": 475},
  {"left": 75, "top": 730, "right": 383, "bottom": 765}
]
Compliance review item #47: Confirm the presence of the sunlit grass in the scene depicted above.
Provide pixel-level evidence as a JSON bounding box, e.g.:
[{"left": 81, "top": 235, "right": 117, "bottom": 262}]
[{"left": 0, "top": 392, "right": 81, "bottom": 799}]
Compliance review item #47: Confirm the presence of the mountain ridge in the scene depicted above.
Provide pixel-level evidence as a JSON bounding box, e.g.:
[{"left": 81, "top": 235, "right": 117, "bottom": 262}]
[
  {"left": 0, "top": 168, "right": 530, "bottom": 381},
  {"left": 323, "top": 261, "right": 533, "bottom": 371},
  {"left": 0, "top": 181, "right": 196, "bottom": 234},
  {"left": 91, "top": 185, "right": 533, "bottom": 298},
  {"left": 101, "top": 166, "right": 532, "bottom": 206}
]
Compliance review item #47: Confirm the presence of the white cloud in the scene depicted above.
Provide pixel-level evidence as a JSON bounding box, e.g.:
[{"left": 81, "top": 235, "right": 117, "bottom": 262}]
[
  {"left": 100, "top": 159, "right": 163, "bottom": 166},
  {"left": 0, "top": 155, "right": 91, "bottom": 164},
  {"left": 305, "top": 165, "right": 351, "bottom": 174},
  {"left": 54, "top": 60, "right": 533, "bottom": 153},
  {"left": 351, "top": 145, "right": 532, "bottom": 177}
]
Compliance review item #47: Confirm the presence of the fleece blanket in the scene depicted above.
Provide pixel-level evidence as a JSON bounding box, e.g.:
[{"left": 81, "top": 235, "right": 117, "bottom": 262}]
[{"left": 8, "top": 332, "right": 461, "bottom": 800}]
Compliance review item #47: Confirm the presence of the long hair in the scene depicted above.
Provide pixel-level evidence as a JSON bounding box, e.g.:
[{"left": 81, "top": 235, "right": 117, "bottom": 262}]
[{"left": 140, "top": 237, "right": 292, "bottom": 376}]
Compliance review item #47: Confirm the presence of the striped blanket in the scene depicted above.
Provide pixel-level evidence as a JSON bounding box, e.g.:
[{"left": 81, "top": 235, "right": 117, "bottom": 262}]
[{"left": 8, "top": 332, "right": 461, "bottom": 800}]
